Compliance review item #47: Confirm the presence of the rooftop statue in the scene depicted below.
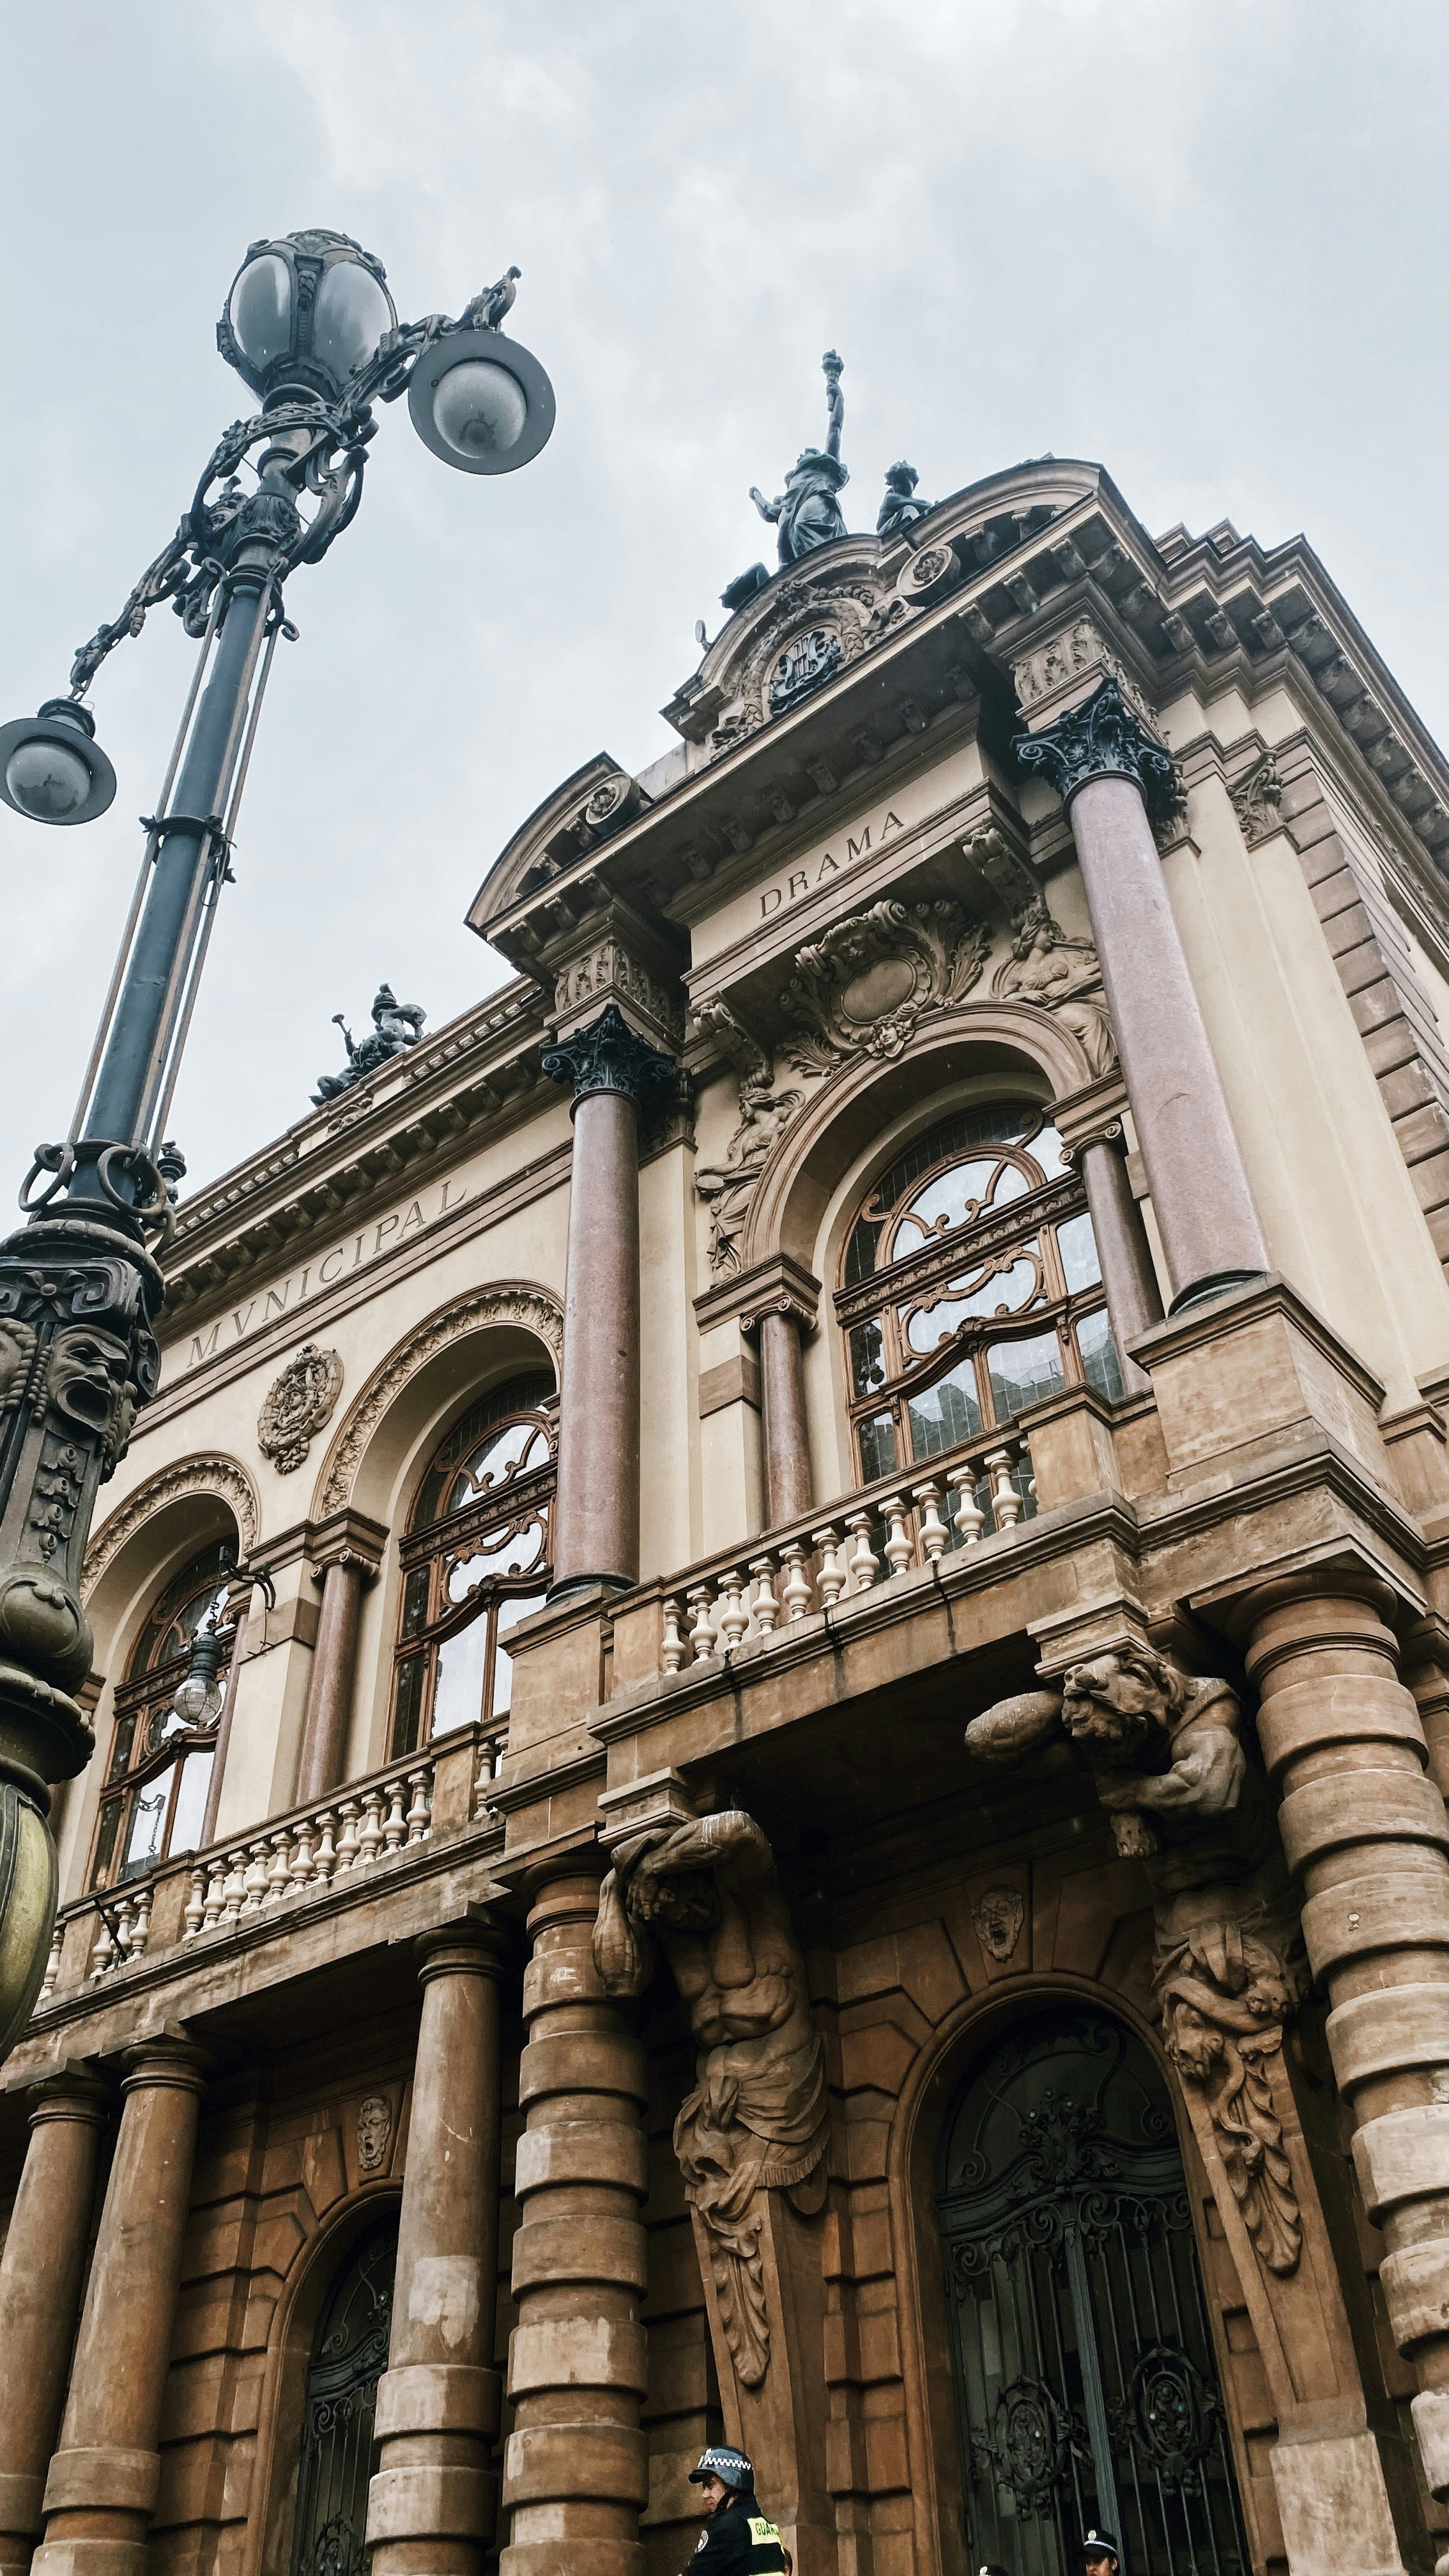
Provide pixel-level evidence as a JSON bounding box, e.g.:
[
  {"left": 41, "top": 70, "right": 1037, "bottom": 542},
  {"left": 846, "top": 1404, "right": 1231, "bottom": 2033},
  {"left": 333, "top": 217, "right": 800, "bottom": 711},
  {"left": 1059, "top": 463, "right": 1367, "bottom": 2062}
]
[
  {"left": 749, "top": 349, "right": 849, "bottom": 565},
  {"left": 311, "top": 983, "right": 425, "bottom": 1106},
  {"left": 876, "top": 459, "right": 933, "bottom": 538}
]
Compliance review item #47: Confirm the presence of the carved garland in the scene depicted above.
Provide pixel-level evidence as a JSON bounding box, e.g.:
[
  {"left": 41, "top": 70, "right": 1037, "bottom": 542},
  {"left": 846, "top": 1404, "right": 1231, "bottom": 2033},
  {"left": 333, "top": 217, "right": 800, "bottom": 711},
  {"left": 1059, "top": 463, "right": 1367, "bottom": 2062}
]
[
  {"left": 81, "top": 1455, "right": 261, "bottom": 1602},
  {"left": 316, "top": 1284, "right": 565, "bottom": 1515}
]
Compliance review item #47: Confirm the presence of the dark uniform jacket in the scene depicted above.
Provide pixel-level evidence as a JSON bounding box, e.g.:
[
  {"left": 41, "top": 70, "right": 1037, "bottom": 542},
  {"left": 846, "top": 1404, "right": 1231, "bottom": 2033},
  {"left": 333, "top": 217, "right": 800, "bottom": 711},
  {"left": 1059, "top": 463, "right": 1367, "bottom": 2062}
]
[{"left": 689, "top": 2496, "right": 788, "bottom": 2572}]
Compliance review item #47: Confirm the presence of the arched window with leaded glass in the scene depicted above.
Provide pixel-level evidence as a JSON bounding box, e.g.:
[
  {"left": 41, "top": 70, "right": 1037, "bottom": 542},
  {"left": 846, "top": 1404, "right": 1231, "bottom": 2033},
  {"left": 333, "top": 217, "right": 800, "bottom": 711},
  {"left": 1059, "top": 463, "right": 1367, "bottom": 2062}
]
[
  {"left": 837, "top": 1102, "right": 1124, "bottom": 1489},
  {"left": 90, "top": 1537, "right": 236, "bottom": 1890},
  {"left": 389, "top": 1371, "right": 555, "bottom": 1763}
]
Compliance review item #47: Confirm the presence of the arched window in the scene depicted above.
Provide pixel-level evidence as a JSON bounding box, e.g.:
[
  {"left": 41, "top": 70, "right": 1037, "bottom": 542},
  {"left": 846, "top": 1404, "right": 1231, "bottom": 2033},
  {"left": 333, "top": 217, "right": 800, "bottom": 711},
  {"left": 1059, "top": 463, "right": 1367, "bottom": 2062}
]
[
  {"left": 838, "top": 1102, "right": 1124, "bottom": 1487},
  {"left": 290, "top": 2212, "right": 397, "bottom": 2576},
  {"left": 90, "top": 1537, "right": 236, "bottom": 1890},
  {"left": 389, "top": 1371, "right": 555, "bottom": 1763},
  {"left": 939, "top": 2007, "right": 1249, "bottom": 2573}
]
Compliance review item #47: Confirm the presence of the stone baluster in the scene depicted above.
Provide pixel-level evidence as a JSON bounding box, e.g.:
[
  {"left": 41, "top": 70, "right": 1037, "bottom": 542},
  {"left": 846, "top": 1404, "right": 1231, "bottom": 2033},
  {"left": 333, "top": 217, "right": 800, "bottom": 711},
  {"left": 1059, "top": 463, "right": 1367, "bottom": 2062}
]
[
  {"left": 33, "top": 2035, "right": 209, "bottom": 2576},
  {"left": 500, "top": 1864, "right": 648, "bottom": 2576},
  {"left": 812, "top": 1527, "right": 847, "bottom": 1607},
  {"left": 912, "top": 1482, "right": 949, "bottom": 1565},
  {"left": 240, "top": 1840, "right": 269, "bottom": 1916},
  {"left": 382, "top": 1777, "right": 408, "bottom": 1855},
  {"left": 406, "top": 1768, "right": 432, "bottom": 1846},
  {"left": 289, "top": 1815, "right": 317, "bottom": 1892},
  {"left": 218, "top": 1851, "right": 247, "bottom": 1928},
  {"left": 334, "top": 1798, "right": 362, "bottom": 1875},
  {"left": 295, "top": 1520, "right": 385, "bottom": 1807},
  {"left": 953, "top": 1473, "right": 986, "bottom": 1547},
  {"left": 38, "top": 1922, "right": 63, "bottom": 2004},
  {"left": 779, "top": 1541, "right": 813, "bottom": 1623},
  {"left": 358, "top": 1788, "right": 385, "bottom": 1867},
  {"left": 542, "top": 1004, "right": 677, "bottom": 1602},
  {"left": 986, "top": 1448, "right": 1023, "bottom": 1532},
  {"left": 686, "top": 1585, "right": 717, "bottom": 1664},
  {"left": 660, "top": 1599, "right": 686, "bottom": 1674},
  {"left": 845, "top": 1508, "right": 880, "bottom": 1590},
  {"left": 880, "top": 1494, "right": 913, "bottom": 1577},
  {"left": 1244, "top": 1578, "right": 1449, "bottom": 2513},
  {"left": 1017, "top": 677, "right": 1268, "bottom": 1312},
  {"left": 750, "top": 1556, "right": 780, "bottom": 1634},
  {"left": 264, "top": 1829, "right": 291, "bottom": 1905},
  {"left": 367, "top": 1916, "right": 509, "bottom": 2576},
  {"left": 313, "top": 1808, "right": 339, "bottom": 1886},
  {"left": 0, "top": 2067, "right": 110, "bottom": 2576},
  {"left": 715, "top": 1568, "right": 749, "bottom": 1657},
  {"left": 183, "top": 1869, "right": 206, "bottom": 1940}
]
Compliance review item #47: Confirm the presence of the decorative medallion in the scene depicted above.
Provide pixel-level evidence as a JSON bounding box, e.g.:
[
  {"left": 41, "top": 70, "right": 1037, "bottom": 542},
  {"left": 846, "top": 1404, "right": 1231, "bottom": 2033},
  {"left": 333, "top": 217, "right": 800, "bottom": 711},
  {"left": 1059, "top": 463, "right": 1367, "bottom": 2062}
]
[
  {"left": 356, "top": 2092, "right": 394, "bottom": 2174},
  {"left": 973, "top": 1883, "right": 1025, "bottom": 1963},
  {"left": 769, "top": 625, "right": 843, "bottom": 715},
  {"left": 781, "top": 898, "right": 990, "bottom": 1075},
  {"left": 257, "top": 1343, "right": 344, "bottom": 1475},
  {"left": 897, "top": 540, "right": 960, "bottom": 603},
  {"left": 579, "top": 770, "right": 640, "bottom": 837}
]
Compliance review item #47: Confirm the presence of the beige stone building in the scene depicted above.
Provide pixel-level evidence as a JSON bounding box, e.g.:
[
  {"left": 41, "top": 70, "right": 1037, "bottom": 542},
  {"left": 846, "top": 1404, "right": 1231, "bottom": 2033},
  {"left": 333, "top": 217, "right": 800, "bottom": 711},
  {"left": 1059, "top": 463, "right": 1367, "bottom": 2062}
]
[{"left": 7, "top": 450, "right": 1449, "bottom": 2576}]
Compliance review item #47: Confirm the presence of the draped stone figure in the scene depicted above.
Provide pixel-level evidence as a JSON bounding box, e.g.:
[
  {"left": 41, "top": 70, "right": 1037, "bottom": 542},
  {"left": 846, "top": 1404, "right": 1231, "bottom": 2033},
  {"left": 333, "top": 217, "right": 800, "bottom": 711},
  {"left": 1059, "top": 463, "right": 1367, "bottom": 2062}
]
[
  {"left": 749, "top": 351, "right": 850, "bottom": 565},
  {"left": 594, "top": 1807, "right": 828, "bottom": 2384}
]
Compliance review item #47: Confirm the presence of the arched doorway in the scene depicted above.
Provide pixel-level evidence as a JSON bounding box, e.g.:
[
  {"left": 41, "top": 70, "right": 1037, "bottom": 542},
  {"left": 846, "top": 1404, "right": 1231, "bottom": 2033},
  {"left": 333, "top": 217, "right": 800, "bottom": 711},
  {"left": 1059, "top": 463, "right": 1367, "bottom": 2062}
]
[
  {"left": 937, "top": 2006, "right": 1249, "bottom": 2574},
  {"left": 289, "top": 2212, "right": 398, "bottom": 2576}
]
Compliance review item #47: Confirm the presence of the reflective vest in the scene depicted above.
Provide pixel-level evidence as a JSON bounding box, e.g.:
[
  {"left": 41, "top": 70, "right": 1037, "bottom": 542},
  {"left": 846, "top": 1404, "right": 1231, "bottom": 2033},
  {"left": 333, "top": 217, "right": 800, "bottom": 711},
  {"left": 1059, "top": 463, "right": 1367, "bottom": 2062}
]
[{"left": 689, "top": 2501, "right": 788, "bottom": 2573}]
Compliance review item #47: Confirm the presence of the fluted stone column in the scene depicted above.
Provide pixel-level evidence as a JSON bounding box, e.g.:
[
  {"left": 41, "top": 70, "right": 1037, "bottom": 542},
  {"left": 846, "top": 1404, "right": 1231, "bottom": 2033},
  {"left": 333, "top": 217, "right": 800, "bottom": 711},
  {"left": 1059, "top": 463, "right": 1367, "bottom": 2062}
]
[
  {"left": 542, "top": 1006, "right": 675, "bottom": 1602},
  {"left": 0, "top": 2069, "right": 109, "bottom": 2576},
  {"left": 1245, "top": 1579, "right": 1449, "bottom": 2529},
  {"left": 759, "top": 1309, "right": 813, "bottom": 1524},
  {"left": 33, "top": 2034, "right": 208, "bottom": 2576},
  {"left": 367, "top": 1916, "right": 508, "bottom": 2576},
  {"left": 500, "top": 1864, "right": 648, "bottom": 2576},
  {"left": 1018, "top": 677, "right": 1268, "bottom": 1312}
]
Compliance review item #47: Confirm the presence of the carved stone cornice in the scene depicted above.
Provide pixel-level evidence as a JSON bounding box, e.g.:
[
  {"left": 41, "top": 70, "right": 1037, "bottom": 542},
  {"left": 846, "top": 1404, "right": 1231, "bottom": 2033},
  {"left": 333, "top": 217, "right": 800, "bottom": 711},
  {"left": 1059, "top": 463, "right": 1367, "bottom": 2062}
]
[
  {"left": 1015, "top": 675, "right": 1183, "bottom": 832},
  {"left": 694, "top": 1253, "right": 820, "bottom": 1340},
  {"left": 547, "top": 907, "right": 687, "bottom": 1054},
  {"left": 1012, "top": 615, "right": 1154, "bottom": 730},
  {"left": 540, "top": 1003, "right": 677, "bottom": 1119}
]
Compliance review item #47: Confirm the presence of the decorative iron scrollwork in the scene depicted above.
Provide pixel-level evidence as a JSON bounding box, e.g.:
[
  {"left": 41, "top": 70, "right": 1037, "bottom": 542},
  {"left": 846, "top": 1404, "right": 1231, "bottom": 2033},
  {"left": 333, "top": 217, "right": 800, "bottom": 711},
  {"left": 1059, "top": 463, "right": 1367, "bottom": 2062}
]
[
  {"left": 1114, "top": 2341, "right": 1222, "bottom": 2491},
  {"left": 970, "top": 2374, "right": 1090, "bottom": 2517}
]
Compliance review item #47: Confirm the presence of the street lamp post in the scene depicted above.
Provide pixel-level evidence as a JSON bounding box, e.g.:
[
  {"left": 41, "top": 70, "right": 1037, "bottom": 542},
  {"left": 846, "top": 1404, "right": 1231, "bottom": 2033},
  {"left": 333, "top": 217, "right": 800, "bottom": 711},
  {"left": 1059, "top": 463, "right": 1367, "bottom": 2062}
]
[{"left": 0, "top": 227, "right": 555, "bottom": 2057}]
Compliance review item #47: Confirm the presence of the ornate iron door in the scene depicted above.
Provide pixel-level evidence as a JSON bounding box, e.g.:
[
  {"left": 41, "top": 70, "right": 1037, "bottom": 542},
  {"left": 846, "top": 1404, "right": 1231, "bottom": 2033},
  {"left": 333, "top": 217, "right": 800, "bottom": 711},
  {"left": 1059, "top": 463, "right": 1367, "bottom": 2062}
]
[
  {"left": 290, "top": 2213, "right": 397, "bottom": 2576},
  {"left": 938, "top": 2009, "right": 1249, "bottom": 2574}
]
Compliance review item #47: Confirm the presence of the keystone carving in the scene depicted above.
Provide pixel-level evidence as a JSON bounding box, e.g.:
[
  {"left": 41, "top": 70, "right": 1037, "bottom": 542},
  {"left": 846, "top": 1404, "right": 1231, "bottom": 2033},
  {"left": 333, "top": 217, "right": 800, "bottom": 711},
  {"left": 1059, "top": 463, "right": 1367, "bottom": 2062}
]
[
  {"left": 595, "top": 1807, "right": 829, "bottom": 2387},
  {"left": 781, "top": 898, "right": 991, "bottom": 1077},
  {"left": 693, "top": 1001, "right": 806, "bottom": 1278},
  {"left": 257, "top": 1343, "right": 344, "bottom": 1475},
  {"left": 965, "top": 1643, "right": 1308, "bottom": 2277},
  {"left": 991, "top": 895, "right": 1116, "bottom": 1076}
]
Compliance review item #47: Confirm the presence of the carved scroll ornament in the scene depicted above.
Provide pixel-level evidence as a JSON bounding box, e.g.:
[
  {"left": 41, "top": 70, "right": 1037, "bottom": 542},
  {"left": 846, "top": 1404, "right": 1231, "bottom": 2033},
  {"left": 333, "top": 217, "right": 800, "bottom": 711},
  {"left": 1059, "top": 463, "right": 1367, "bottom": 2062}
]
[
  {"left": 965, "top": 1643, "right": 1308, "bottom": 2277},
  {"left": 257, "top": 1342, "right": 344, "bottom": 1475},
  {"left": 781, "top": 897, "right": 990, "bottom": 1077},
  {"left": 594, "top": 1807, "right": 828, "bottom": 2387},
  {"left": 1230, "top": 752, "right": 1283, "bottom": 848}
]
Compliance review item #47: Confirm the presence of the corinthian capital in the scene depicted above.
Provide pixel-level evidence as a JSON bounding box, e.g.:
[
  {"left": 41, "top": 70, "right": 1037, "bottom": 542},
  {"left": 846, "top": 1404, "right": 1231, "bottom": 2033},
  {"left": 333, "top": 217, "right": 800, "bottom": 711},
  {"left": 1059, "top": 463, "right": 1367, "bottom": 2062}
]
[
  {"left": 541, "top": 1001, "right": 677, "bottom": 1117},
  {"left": 1015, "top": 674, "right": 1183, "bottom": 832}
]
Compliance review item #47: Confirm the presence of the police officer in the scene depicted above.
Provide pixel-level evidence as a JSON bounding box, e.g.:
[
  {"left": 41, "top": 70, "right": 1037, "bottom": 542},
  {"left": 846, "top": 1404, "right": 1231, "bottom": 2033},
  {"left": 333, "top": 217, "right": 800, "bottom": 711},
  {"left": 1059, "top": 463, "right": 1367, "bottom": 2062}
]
[
  {"left": 1082, "top": 2530, "right": 1120, "bottom": 2576},
  {"left": 686, "top": 2448, "right": 788, "bottom": 2572}
]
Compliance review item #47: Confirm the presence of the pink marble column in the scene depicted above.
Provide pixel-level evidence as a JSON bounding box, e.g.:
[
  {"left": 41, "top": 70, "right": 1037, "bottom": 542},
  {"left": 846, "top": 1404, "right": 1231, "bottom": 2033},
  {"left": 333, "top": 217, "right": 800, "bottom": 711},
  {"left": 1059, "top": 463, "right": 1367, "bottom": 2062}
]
[
  {"left": 542, "top": 1006, "right": 675, "bottom": 1600},
  {"left": 1077, "top": 1131, "right": 1163, "bottom": 1397},
  {"left": 1019, "top": 679, "right": 1268, "bottom": 1312},
  {"left": 759, "top": 1308, "right": 813, "bottom": 1524}
]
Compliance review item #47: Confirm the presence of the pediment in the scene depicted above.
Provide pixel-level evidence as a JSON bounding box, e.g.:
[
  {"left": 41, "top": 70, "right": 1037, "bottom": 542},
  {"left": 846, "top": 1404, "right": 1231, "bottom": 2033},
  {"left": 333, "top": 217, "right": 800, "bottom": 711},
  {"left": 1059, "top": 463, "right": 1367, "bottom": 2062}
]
[{"left": 471, "top": 749, "right": 651, "bottom": 934}]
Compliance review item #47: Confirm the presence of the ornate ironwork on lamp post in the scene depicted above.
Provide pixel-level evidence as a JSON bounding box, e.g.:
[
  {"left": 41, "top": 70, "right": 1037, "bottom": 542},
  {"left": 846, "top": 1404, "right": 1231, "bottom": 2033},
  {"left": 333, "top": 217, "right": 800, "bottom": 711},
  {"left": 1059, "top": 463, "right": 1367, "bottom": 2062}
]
[{"left": 0, "top": 227, "right": 555, "bottom": 2057}]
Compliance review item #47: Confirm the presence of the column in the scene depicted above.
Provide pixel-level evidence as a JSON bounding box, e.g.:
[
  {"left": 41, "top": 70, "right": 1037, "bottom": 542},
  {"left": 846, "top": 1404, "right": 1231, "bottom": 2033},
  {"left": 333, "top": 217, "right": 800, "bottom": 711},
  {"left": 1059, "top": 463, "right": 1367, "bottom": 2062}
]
[
  {"left": 542, "top": 1004, "right": 675, "bottom": 1600},
  {"left": 296, "top": 1556, "right": 366, "bottom": 1805},
  {"left": 759, "top": 1310, "right": 813, "bottom": 1524},
  {"left": 500, "top": 1864, "right": 649, "bottom": 2576},
  {"left": 367, "top": 1916, "right": 508, "bottom": 2576},
  {"left": 0, "top": 2069, "right": 109, "bottom": 2576},
  {"left": 1018, "top": 677, "right": 1268, "bottom": 1311},
  {"left": 1244, "top": 1579, "right": 1449, "bottom": 2511},
  {"left": 1077, "top": 1131, "right": 1163, "bottom": 1397},
  {"left": 33, "top": 2035, "right": 208, "bottom": 2576}
]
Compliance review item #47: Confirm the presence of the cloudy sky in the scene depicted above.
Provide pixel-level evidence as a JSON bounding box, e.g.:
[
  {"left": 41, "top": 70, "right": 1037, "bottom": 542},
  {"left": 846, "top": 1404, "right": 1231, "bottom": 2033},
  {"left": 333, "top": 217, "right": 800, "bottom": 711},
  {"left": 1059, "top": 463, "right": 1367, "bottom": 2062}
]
[{"left": 1, "top": 0, "right": 1445, "bottom": 1200}]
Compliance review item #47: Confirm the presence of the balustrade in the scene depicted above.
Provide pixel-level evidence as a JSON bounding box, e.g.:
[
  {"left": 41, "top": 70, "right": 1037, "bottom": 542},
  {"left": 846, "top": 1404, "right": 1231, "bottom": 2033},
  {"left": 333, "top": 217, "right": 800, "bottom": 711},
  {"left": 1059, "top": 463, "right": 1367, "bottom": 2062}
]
[{"left": 659, "top": 1427, "right": 1035, "bottom": 1675}]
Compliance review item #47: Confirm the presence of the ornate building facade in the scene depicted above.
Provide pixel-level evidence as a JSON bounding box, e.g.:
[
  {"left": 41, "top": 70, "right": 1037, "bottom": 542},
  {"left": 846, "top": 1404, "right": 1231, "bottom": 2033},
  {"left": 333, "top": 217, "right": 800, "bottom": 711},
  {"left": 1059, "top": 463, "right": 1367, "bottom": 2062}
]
[{"left": 7, "top": 449, "right": 1449, "bottom": 2576}]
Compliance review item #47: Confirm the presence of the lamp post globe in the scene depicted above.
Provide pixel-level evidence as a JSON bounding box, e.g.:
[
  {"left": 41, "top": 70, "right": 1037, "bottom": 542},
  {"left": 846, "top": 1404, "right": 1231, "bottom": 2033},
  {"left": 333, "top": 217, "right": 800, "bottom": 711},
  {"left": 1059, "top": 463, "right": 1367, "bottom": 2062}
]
[
  {"left": 0, "top": 228, "right": 554, "bottom": 2060},
  {"left": 0, "top": 701, "right": 116, "bottom": 825}
]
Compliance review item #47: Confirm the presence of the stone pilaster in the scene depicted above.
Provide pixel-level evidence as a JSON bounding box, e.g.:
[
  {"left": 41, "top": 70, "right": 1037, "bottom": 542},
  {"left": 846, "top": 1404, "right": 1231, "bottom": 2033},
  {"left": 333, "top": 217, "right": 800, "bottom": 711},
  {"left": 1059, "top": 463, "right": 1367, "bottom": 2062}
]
[
  {"left": 367, "top": 1915, "right": 509, "bottom": 2576},
  {"left": 1244, "top": 1579, "right": 1449, "bottom": 2527},
  {"left": 1017, "top": 675, "right": 1268, "bottom": 1311},
  {"left": 0, "top": 2067, "right": 110, "bottom": 2576},
  {"left": 500, "top": 1862, "right": 649, "bottom": 2576},
  {"left": 295, "top": 1511, "right": 385, "bottom": 1805},
  {"left": 33, "top": 2034, "right": 208, "bottom": 2576},
  {"left": 542, "top": 1006, "right": 676, "bottom": 1600}
]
